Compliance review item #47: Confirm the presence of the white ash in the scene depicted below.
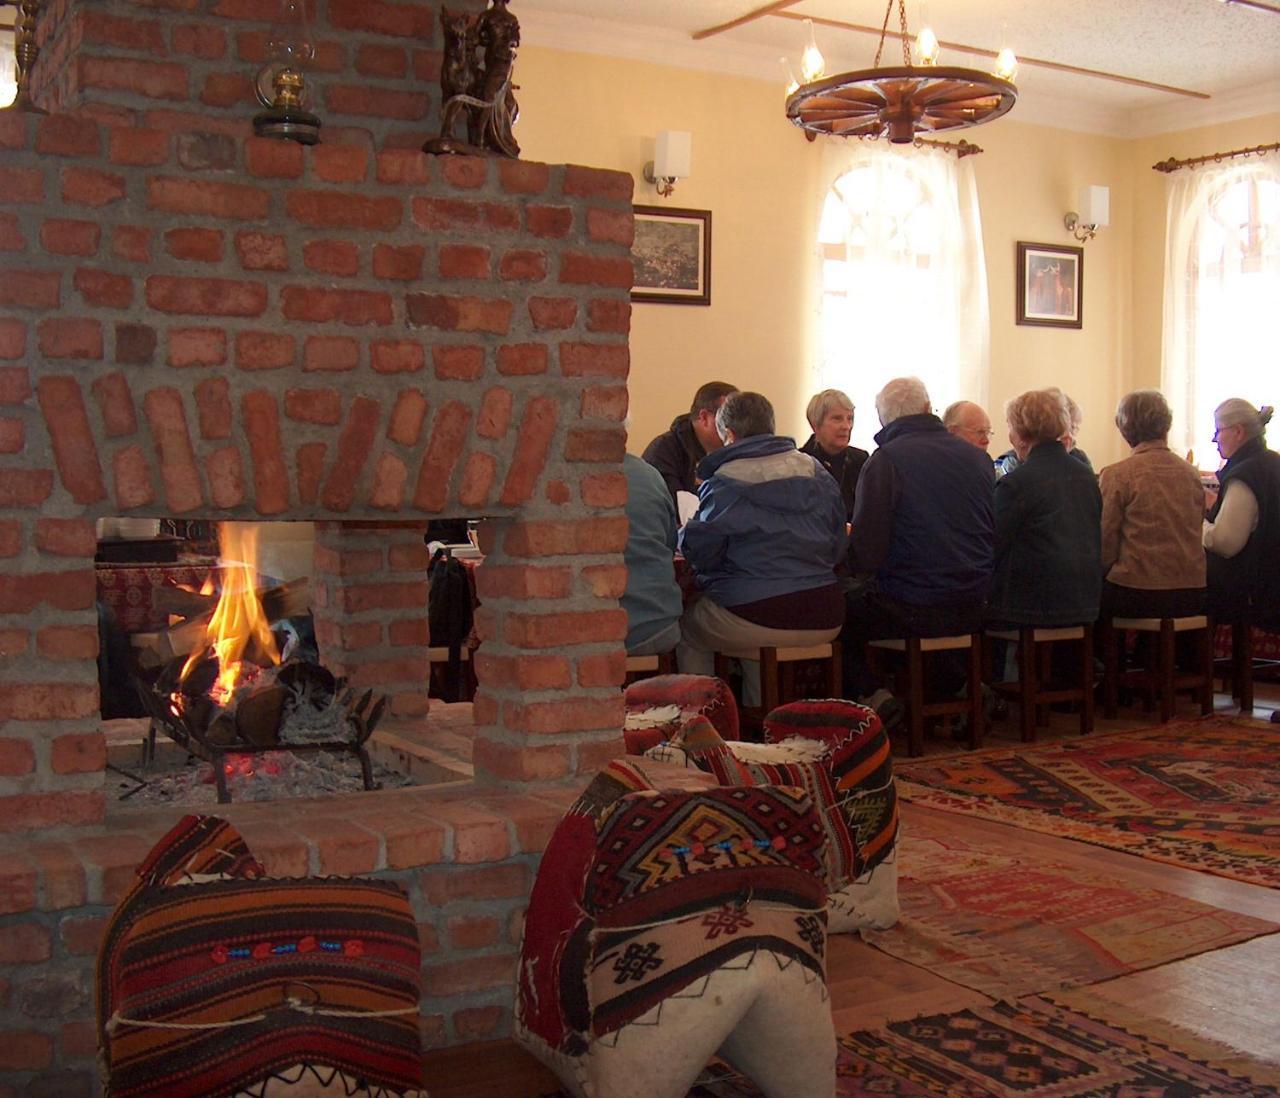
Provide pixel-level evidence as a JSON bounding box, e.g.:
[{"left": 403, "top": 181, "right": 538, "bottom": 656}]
[
  {"left": 278, "top": 693, "right": 352, "bottom": 744},
  {"left": 119, "top": 749, "right": 416, "bottom": 807}
]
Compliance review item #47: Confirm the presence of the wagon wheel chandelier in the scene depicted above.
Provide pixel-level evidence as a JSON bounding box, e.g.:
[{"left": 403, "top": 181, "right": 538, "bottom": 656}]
[{"left": 785, "top": 0, "right": 1017, "bottom": 144}]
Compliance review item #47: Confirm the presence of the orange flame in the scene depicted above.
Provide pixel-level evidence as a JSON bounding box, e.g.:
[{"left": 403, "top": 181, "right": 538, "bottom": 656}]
[{"left": 180, "top": 523, "right": 280, "bottom": 703}]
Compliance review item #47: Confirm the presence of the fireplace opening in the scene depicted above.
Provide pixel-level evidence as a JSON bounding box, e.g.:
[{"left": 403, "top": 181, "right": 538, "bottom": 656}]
[{"left": 96, "top": 519, "right": 470, "bottom": 811}]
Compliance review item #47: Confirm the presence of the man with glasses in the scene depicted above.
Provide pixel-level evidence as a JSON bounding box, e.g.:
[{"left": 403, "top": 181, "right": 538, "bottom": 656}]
[{"left": 943, "top": 401, "right": 994, "bottom": 454}]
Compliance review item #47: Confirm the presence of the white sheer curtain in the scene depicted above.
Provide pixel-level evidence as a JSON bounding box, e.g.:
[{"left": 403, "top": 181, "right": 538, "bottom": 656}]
[
  {"left": 1162, "top": 157, "right": 1280, "bottom": 464},
  {"left": 811, "top": 142, "right": 990, "bottom": 451}
]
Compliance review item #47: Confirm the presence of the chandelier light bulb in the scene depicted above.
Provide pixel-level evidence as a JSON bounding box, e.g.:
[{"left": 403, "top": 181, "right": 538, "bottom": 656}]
[
  {"left": 800, "top": 19, "right": 826, "bottom": 83},
  {"left": 916, "top": 25, "right": 941, "bottom": 66},
  {"left": 994, "top": 46, "right": 1018, "bottom": 81},
  {"left": 780, "top": 57, "right": 800, "bottom": 97},
  {"left": 0, "top": 34, "right": 16, "bottom": 109}
]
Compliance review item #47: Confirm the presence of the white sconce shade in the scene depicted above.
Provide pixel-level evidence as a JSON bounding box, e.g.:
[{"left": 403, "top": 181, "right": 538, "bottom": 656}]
[
  {"left": 1079, "top": 184, "right": 1110, "bottom": 228},
  {"left": 654, "top": 130, "right": 692, "bottom": 181}
]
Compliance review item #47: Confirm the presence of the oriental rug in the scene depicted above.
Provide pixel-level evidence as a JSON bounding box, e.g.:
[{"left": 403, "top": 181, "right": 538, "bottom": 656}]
[
  {"left": 894, "top": 717, "right": 1280, "bottom": 887},
  {"left": 859, "top": 814, "right": 1277, "bottom": 998},
  {"left": 668, "top": 993, "right": 1280, "bottom": 1096}
]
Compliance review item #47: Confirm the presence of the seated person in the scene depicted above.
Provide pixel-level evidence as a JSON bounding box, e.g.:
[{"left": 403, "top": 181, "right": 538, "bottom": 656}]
[
  {"left": 988, "top": 389, "right": 1101, "bottom": 629},
  {"left": 676, "top": 392, "right": 846, "bottom": 707},
  {"left": 943, "top": 400, "right": 994, "bottom": 454},
  {"left": 995, "top": 388, "right": 1093, "bottom": 476},
  {"left": 1098, "top": 390, "right": 1205, "bottom": 619},
  {"left": 622, "top": 453, "right": 682, "bottom": 656},
  {"left": 641, "top": 380, "right": 738, "bottom": 502},
  {"left": 1203, "top": 398, "right": 1280, "bottom": 628},
  {"left": 799, "top": 388, "right": 869, "bottom": 522},
  {"left": 842, "top": 378, "right": 995, "bottom": 718}
]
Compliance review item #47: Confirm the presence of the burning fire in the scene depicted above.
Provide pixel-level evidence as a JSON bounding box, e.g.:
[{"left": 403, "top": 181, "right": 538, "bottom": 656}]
[{"left": 179, "top": 523, "right": 280, "bottom": 704}]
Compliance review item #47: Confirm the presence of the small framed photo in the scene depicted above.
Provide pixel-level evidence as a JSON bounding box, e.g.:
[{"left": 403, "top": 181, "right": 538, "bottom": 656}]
[
  {"left": 632, "top": 205, "right": 711, "bottom": 306},
  {"left": 1016, "top": 241, "right": 1083, "bottom": 329}
]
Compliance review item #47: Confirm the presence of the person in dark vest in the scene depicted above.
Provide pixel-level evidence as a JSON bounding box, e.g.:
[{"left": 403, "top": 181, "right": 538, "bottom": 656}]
[
  {"left": 1203, "top": 398, "right": 1280, "bottom": 628},
  {"left": 799, "top": 389, "right": 869, "bottom": 523},
  {"left": 841, "top": 377, "right": 995, "bottom": 723},
  {"left": 641, "top": 381, "right": 738, "bottom": 503}
]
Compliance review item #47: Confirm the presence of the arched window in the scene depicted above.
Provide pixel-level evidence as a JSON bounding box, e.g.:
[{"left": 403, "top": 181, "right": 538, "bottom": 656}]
[
  {"left": 1162, "top": 159, "right": 1280, "bottom": 462},
  {"left": 815, "top": 148, "right": 989, "bottom": 450}
]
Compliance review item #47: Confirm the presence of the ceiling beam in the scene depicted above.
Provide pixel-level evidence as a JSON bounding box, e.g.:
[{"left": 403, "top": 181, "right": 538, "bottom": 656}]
[
  {"left": 1223, "top": 0, "right": 1280, "bottom": 14},
  {"left": 692, "top": 0, "right": 805, "bottom": 41},
  {"left": 771, "top": 11, "right": 1213, "bottom": 100}
]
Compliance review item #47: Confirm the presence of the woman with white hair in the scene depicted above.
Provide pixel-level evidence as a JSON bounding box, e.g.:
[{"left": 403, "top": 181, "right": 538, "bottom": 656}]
[
  {"left": 1203, "top": 398, "right": 1280, "bottom": 626},
  {"left": 799, "top": 389, "right": 869, "bottom": 521}
]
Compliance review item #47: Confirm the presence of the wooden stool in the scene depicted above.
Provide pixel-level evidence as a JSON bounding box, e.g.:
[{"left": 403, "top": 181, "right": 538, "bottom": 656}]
[
  {"left": 867, "top": 634, "right": 983, "bottom": 758},
  {"left": 714, "top": 641, "right": 842, "bottom": 732},
  {"left": 987, "top": 625, "right": 1094, "bottom": 742},
  {"left": 623, "top": 651, "right": 676, "bottom": 685},
  {"left": 1100, "top": 615, "right": 1213, "bottom": 722}
]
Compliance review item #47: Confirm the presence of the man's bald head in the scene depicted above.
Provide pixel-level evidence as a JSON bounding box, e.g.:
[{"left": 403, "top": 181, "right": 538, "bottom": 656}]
[{"left": 943, "top": 401, "right": 993, "bottom": 453}]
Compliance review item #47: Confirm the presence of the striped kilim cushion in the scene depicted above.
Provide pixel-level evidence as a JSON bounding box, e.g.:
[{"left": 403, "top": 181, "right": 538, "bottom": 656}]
[{"left": 98, "top": 815, "right": 423, "bottom": 1098}]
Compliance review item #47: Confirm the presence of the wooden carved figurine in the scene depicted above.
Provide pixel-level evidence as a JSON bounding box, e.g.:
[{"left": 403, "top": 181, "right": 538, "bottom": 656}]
[{"left": 424, "top": 0, "right": 521, "bottom": 158}]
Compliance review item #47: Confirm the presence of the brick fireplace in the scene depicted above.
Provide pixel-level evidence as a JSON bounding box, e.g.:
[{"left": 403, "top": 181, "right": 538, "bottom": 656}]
[{"left": 0, "top": 0, "right": 633, "bottom": 1084}]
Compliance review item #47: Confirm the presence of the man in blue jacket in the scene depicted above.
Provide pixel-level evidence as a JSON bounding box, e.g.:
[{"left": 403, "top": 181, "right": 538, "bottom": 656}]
[
  {"left": 842, "top": 377, "right": 995, "bottom": 719},
  {"left": 677, "top": 392, "right": 846, "bottom": 706}
]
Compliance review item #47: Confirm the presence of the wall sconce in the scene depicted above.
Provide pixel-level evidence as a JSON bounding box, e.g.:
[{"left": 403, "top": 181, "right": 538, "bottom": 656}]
[
  {"left": 643, "top": 130, "right": 691, "bottom": 198},
  {"left": 1064, "top": 184, "right": 1110, "bottom": 242},
  {"left": 2, "top": 0, "right": 45, "bottom": 113},
  {"left": 253, "top": 0, "right": 321, "bottom": 144}
]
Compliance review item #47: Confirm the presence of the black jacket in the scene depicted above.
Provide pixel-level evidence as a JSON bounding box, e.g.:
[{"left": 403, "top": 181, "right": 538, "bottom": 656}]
[
  {"left": 799, "top": 435, "right": 869, "bottom": 522},
  {"left": 988, "top": 440, "right": 1102, "bottom": 626},
  {"left": 1207, "top": 435, "right": 1280, "bottom": 626},
  {"left": 850, "top": 414, "right": 995, "bottom": 608},
  {"left": 641, "top": 414, "right": 706, "bottom": 502}
]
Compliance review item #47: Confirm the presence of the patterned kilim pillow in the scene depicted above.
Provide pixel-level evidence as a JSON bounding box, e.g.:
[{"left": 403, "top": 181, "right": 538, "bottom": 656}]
[
  {"left": 648, "top": 700, "right": 899, "bottom": 934},
  {"left": 622, "top": 674, "right": 740, "bottom": 755},
  {"left": 516, "top": 762, "right": 836, "bottom": 1098},
  {"left": 97, "top": 815, "right": 424, "bottom": 1098}
]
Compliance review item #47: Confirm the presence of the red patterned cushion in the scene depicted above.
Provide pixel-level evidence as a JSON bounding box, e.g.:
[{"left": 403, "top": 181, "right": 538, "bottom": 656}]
[{"left": 623, "top": 674, "right": 740, "bottom": 755}]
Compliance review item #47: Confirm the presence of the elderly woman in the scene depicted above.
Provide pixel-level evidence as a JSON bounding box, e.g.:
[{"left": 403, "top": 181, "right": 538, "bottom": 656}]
[
  {"left": 800, "top": 389, "right": 869, "bottom": 522},
  {"left": 988, "top": 389, "right": 1102, "bottom": 627},
  {"left": 995, "top": 388, "right": 1093, "bottom": 477},
  {"left": 1097, "top": 390, "right": 1205, "bottom": 619},
  {"left": 1204, "top": 398, "right": 1280, "bottom": 626}
]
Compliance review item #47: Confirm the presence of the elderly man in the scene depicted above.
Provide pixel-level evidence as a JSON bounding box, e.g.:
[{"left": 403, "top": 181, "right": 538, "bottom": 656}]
[
  {"left": 621, "top": 454, "right": 683, "bottom": 656},
  {"left": 943, "top": 400, "right": 994, "bottom": 453},
  {"left": 642, "top": 380, "right": 738, "bottom": 502},
  {"left": 842, "top": 378, "right": 996, "bottom": 719},
  {"left": 677, "top": 392, "right": 846, "bottom": 706}
]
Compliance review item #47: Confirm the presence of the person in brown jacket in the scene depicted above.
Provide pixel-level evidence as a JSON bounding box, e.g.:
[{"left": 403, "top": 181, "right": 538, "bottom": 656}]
[{"left": 1098, "top": 390, "right": 1206, "bottom": 619}]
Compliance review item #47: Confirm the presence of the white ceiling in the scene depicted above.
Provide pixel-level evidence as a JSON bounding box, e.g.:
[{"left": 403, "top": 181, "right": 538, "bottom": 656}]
[{"left": 516, "top": 0, "right": 1280, "bottom": 137}]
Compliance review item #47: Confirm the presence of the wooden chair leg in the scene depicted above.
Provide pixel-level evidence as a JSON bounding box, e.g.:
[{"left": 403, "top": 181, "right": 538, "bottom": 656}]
[
  {"left": 1158, "top": 618, "right": 1176, "bottom": 723},
  {"left": 828, "top": 640, "right": 842, "bottom": 699},
  {"left": 967, "top": 635, "right": 983, "bottom": 749},
  {"left": 1197, "top": 622, "right": 1214, "bottom": 715},
  {"left": 1080, "top": 624, "right": 1095, "bottom": 734},
  {"left": 906, "top": 638, "right": 925, "bottom": 757},
  {"left": 1018, "top": 629, "right": 1037, "bottom": 743},
  {"left": 1101, "top": 620, "right": 1119, "bottom": 719},
  {"left": 1236, "top": 622, "right": 1254, "bottom": 714},
  {"left": 760, "top": 648, "right": 780, "bottom": 718},
  {"left": 1036, "top": 640, "right": 1053, "bottom": 727}
]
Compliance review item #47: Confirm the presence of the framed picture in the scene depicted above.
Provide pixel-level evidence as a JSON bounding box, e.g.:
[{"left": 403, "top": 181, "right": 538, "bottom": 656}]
[
  {"left": 1016, "top": 241, "right": 1083, "bottom": 329},
  {"left": 632, "top": 205, "right": 711, "bottom": 305}
]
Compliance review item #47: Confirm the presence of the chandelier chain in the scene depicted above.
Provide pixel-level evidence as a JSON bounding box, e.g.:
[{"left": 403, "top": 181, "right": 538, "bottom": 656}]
[
  {"left": 872, "top": 0, "right": 893, "bottom": 67},
  {"left": 873, "top": 0, "right": 916, "bottom": 68}
]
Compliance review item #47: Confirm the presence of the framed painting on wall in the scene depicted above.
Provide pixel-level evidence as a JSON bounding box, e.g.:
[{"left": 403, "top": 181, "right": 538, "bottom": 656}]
[
  {"left": 632, "top": 205, "right": 711, "bottom": 306},
  {"left": 1016, "top": 241, "right": 1083, "bottom": 329}
]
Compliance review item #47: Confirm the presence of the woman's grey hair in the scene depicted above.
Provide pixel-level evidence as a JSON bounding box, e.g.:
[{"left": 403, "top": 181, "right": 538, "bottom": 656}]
[
  {"left": 805, "top": 389, "right": 854, "bottom": 432},
  {"left": 1215, "top": 398, "right": 1274, "bottom": 439},
  {"left": 1006, "top": 389, "right": 1071, "bottom": 446},
  {"left": 875, "top": 377, "right": 931, "bottom": 427},
  {"left": 1114, "top": 390, "right": 1172, "bottom": 447},
  {"left": 716, "top": 391, "right": 775, "bottom": 441},
  {"left": 1045, "top": 387, "right": 1082, "bottom": 433}
]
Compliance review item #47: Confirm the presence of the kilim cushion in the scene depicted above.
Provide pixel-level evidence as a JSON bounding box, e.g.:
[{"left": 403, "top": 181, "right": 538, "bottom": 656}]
[
  {"left": 97, "top": 815, "right": 424, "bottom": 1098},
  {"left": 648, "top": 699, "right": 900, "bottom": 934},
  {"left": 622, "top": 674, "right": 740, "bottom": 755},
  {"left": 516, "top": 761, "right": 835, "bottom": 1098}
]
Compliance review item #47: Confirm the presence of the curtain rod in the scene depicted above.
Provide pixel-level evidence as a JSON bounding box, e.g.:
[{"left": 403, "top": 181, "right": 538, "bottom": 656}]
[
  {"left": 1152, "top": 142, "right": 1279, "bottom": 173},
  {"left": 914, "top": 137, "right": 983, "bottom": 157}
]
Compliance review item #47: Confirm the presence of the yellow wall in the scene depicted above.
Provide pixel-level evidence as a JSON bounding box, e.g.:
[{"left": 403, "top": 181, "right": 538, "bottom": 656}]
[{"left": 514, "top": 45, "right": 1275, "bottom": 468}]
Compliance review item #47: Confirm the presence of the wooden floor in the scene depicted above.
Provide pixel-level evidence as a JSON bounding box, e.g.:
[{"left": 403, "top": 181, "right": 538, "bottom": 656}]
[{"left": 424, "top": 689, "right": 1280, "bottom": 1098}]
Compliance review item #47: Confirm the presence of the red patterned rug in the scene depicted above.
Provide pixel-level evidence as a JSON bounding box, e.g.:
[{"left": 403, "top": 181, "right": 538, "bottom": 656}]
[
  {"left": 860, "top": 813, "right": 1276, "bottom": 997},
  {"left": 893, "top": 717, "right": 1280, "bottom": 887},
  {"left": 671, "top": 992, "right": 1280, "bottom": 1096}
]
